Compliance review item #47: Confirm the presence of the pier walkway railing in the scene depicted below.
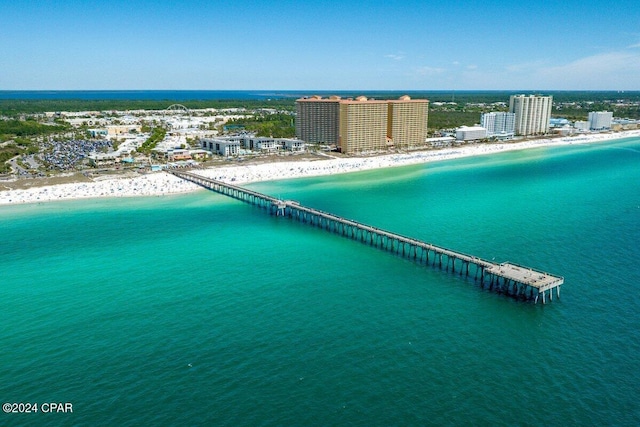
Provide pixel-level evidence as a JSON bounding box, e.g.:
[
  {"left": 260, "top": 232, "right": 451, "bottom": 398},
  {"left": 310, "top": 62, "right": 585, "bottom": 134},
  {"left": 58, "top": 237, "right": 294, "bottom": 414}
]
[{"left": 171, "top": 170, "right": 563, "bottom": 303}]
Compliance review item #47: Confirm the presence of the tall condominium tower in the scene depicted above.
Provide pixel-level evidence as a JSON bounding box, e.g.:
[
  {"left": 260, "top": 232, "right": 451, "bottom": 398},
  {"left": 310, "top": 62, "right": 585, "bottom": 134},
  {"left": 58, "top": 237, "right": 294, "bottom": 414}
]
[
  {"left": 387, "top": 95, "right": 430, "bottom": 150},
  {"left": 509, "top": 95, "right": 553, "bottom": 136},
  {"left": 481, "top": 112, "right": 515, "bottom": 137},
  {"left": 339, "top": 97, "right": 389, "bottom": 153},
  {"left": 588, "top": 111, "right": 613, "bottom": 130},
  {"left": 296, "top": 95, "right": 429, "bottom": 154},
  {"left": 295, "top": 95, "right": 341, "bottom": 145}
]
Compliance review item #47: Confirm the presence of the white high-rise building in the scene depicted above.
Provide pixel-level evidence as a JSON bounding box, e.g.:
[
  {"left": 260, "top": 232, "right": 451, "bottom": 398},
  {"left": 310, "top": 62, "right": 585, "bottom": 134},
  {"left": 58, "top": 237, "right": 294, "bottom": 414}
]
[
  {"left": 588, "top": 111, "right": 613, "bottom": 130},
  {"left": 509, "top": 95, "right": 553, "bottom": 136},
  {"left": 481, "top": 112, "right": 515, "bottom": 137}
]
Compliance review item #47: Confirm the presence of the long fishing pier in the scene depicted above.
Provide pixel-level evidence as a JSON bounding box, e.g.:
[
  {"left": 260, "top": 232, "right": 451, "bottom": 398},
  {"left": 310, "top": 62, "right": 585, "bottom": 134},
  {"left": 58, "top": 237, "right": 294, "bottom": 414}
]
[{"left": 172, "top": 170, "right": 563, "bottom": 303}]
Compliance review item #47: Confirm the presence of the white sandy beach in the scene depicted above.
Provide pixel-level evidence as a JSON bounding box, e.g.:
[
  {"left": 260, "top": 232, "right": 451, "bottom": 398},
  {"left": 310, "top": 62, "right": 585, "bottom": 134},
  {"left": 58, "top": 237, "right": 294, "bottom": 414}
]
[{"left": 1, "top": 130, "right": 639, "bottom": 206}]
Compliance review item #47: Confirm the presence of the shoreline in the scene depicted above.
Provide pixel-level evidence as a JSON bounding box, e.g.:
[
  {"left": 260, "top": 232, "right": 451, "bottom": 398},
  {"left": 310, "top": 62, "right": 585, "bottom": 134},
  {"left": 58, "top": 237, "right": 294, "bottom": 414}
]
[{"left": 1, "top": 130, "right": 639, "bottom": 206}]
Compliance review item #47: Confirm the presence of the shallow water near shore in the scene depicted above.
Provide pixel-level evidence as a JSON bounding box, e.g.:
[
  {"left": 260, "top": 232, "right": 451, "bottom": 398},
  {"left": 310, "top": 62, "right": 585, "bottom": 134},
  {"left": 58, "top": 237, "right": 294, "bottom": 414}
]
[{"left": 1, "top": 138, "right": 639, "bottom": 426}]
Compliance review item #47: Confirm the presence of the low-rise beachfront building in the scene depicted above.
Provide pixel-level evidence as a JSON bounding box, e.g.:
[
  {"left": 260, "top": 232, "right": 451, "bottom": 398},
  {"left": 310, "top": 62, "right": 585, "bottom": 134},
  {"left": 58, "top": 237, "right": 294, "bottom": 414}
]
[
  {"left": 574, "top": 121, "right": 590, "bottom": 132},
  {"left": 201, "top": 138, "right": 240, "bottom": 156},
  {"left": 456, "top": 126, "right": 487, "bottom": 142},
  {"left": 152, "top": 134, "right": 191, "bottom": 160},
  {"left": 88, "top": 152, "right": 119, "bottom": 167},
  {"left": 167, "top": 149, "right": 192, "bottom": 161},
  {"left": 611, "top": 119, "right": 639, "bottom": 131},
  {"left": 243, "top": 137, "right": 279, "bottom": 152},
  {"left": 549, "top": 118, "right": 570, "bottom": 128},
  {"left": 555, "top": 125, "right": 576, "bottom": 136},
  {"left": 200, "top": 135, "right": 305, "bottom": 154},
  {"left": 189, "top": 149, "right": 211, "bottom": 160},
  {"left": 250, "top": 137, "right": 305, "bottom": 152},
  {"left": 283, "top": 138, "right": 305, "bottom": 152},
  {"left": 426, "top": 136, "right": 455, "bottom": 147}
]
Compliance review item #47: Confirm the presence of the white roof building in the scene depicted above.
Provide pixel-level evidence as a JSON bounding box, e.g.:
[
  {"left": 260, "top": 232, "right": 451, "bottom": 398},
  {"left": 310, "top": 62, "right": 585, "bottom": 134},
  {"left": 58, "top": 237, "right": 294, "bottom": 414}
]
[
  {"left": 574, "top": 121, "right": 590, "bottom": 132},
  {"left": 456, "top": 126, "right": 487, "bottom": 141}
]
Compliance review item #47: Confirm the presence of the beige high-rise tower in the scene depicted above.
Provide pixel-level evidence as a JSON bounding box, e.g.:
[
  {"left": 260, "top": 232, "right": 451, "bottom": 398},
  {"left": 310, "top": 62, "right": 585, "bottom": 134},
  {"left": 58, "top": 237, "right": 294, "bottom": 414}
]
[
  {"left": 387, "top": 95, "right": 429, "bottom": 150},
  {"left": 339, "top": 97, "right": 389, "bottom": 153},
  {"left": 295, "top": 96, "right": 341, "bottom": 145},
  {"left": 296, "top": 95, "right": 429, "bottom": 154}
]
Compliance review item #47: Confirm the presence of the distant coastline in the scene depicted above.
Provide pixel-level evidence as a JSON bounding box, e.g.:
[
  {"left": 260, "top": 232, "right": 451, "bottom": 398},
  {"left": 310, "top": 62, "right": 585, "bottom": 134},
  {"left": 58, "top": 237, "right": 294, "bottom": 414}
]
[
  {"left": 0, "top": 90, "right": 289, "bottom": 101},
  {"left": 2, "top": 89, "right": 639, "bottom": 101}
]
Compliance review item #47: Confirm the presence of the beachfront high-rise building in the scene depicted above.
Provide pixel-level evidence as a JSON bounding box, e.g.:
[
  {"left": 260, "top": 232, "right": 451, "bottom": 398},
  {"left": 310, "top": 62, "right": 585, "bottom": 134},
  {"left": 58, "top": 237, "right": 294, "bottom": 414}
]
[
  {"left": 339, "top": 97, "right": 389, "bottom": 153},
  {"left": 295, "top": 96, "right": 341, "bottom": 145},
  {"left": 296, "top": 95, "right": 429, "bottom": 154},
  {"left": 588, "top": 111, "right": 613, "bottom": 131},
  {"left": 509, "top": 95, "right": 553, "bottom": 136},
  {"left": 387, "top": 95, "right": 430, "bottom": 150},
  {"left": 481, "top": 112, "right": 515, "bottom": 137}
]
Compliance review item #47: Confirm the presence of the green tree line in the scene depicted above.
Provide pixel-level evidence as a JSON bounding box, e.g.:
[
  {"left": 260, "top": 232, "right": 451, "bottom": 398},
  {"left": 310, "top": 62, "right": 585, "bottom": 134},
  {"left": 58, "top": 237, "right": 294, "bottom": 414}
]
[
  {"left": 0, "top": 119, "right": 69, "bottom": 141},
  {"left": 0, "top": 99, "right": 296, "bottom": 116},
  {"left": 138, "top": 127, "right": 166, "bottom": 155},
  {"left": 224, "top": 113, "right": 295, "bottom": 138}
]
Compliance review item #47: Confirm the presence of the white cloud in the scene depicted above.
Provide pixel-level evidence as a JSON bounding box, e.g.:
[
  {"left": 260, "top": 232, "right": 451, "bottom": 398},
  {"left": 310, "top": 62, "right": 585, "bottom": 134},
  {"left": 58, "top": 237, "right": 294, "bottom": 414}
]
[
  {"left": 380, "top": 48, "right": 640, "bottom": 90},
  {"left": 536, "top": 51, "right": 640, "bottom": 88},
  {"left": 628, "top": 42, "right": 640, "bottom": 48},
  {"left": 384, "top": 53, "right": 405, "bottom": 61},
  {"left": 470, "top": 50, "right": 640, "bottom": 89}
]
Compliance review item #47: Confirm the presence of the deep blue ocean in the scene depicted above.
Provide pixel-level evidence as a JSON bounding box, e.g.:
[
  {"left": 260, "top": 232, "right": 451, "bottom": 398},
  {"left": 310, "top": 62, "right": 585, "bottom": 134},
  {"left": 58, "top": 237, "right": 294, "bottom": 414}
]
[
  {"left": 1, "top": 138, "right": 640, "bottom": 426},
  {"left": 0, "top": 90, "right": 292, "bottom": 101},
  {"left": 0, "top": 90, "right": 539, "bottom": 101}
]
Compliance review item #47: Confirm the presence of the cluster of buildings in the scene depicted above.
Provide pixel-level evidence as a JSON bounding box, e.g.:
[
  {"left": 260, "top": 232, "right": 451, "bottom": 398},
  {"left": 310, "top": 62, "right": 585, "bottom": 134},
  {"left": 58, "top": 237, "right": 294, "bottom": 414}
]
[
  {"left": 36, "top": 95, "right": 635, "bottom": 171},
  {"left": 54, "top": 106, "right": 306, "bottom": 165},
  {"left": 295, "top": 95, "right": 429, "bottom": 154},
  {"left": 295, "top": 93, "right": 621, "bottom": 151},
  {"left": 54, "top": 107, "right": 248, "bottom": 136},
  {"left": 200, "top": 135, "right": 305, "bottom": 156},
  {"left": 456, "top": 95, "right": 553, "bottom": 142},
  {"left": 455, "top": 95, "right": 619, "bottom": 142}
]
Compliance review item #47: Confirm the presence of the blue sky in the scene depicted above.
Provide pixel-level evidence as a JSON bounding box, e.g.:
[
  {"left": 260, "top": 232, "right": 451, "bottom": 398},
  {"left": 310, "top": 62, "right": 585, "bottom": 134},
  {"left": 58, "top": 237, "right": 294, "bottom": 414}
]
[{"left": 1, "top": 0, "right": 639, "bottom": 90}]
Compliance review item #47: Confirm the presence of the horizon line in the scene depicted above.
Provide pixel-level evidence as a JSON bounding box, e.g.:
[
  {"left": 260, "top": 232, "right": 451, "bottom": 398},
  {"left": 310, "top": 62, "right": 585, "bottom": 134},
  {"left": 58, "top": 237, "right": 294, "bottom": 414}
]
[{"left": 1, "top": 89, "right": 639, "bottom": 92}]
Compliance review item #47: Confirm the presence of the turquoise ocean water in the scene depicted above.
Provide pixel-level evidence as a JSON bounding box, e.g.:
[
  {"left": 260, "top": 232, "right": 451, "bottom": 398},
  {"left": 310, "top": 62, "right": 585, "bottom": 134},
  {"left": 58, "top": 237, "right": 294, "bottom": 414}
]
[{"left": 1, "top": 138, "right": 639, "bottom": 426}]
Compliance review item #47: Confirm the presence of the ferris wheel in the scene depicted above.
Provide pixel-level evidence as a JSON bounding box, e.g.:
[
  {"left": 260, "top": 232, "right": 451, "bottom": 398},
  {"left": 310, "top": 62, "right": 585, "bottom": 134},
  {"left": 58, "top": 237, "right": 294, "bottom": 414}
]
[{"left": 163, "top": 104, "right": 192, "bottom": 128}]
